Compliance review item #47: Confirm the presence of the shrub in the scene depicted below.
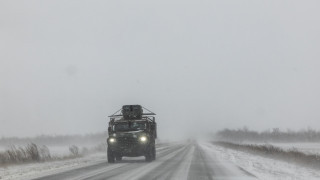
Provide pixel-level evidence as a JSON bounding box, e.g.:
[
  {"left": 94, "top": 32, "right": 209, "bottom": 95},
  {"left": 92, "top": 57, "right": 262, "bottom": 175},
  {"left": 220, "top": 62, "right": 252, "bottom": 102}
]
[
  {"left": 0, "top": 143, "right": 46, "bottom": 164},
  {"left": 39, "top": 145, "right": 51, "bottom": 160},
  {"left": 69, "top": 145, "right": 79, "bottom": 157},
  {"left": 26, "top": 143, "right": 40, "bottom": 161}
]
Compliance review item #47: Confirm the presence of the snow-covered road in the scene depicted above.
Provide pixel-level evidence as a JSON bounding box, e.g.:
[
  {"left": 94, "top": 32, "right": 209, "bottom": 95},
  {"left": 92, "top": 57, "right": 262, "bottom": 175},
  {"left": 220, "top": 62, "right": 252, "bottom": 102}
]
[{"left": 31, "top": 142, "right": 254, "bottom": 180}]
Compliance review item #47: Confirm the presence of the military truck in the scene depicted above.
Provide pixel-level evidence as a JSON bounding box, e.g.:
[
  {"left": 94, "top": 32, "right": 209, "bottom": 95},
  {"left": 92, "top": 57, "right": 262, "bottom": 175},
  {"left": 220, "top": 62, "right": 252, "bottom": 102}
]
[{"left": 107, "top": 105, "right": 157, "bottom": 163}]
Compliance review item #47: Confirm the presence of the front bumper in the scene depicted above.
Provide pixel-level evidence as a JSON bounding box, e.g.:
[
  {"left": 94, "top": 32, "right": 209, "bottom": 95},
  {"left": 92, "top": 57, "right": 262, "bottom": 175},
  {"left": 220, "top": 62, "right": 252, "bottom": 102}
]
[{"left": 107, "top": 137, "right": 149, "bottom": 157}]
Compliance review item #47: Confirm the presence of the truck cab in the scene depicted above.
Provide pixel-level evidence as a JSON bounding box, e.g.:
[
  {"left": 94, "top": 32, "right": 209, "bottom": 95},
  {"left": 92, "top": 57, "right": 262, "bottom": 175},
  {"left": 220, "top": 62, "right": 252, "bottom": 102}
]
[{"left": 107, "top": 105, "right": 157, "bottom": 163}]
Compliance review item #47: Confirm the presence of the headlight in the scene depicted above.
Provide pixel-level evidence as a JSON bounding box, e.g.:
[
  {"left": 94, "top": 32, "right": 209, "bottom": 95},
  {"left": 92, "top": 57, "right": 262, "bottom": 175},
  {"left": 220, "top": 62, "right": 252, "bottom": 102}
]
[
  {"left": 109, "top": 138, "right": 116, "bottom": 143},
  {"left": 139, "top": 136, "right": 147, "bottom": 142}
]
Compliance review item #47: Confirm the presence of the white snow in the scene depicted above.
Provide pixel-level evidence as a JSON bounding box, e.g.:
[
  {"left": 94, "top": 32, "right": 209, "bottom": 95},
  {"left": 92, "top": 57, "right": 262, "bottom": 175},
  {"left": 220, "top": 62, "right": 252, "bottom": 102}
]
[
  {"left": 0, "top": 153, "right": 107, "bottom": 180},
  {"left": 269, "top": 143, "right": 320, "bottom": 155},
  {"left": 240, "top": 142, "right": 320, "bottom": 155},
  {"left": 2, "top": 142, "right": 320, "bottom": 180},
  {"left": 203, "top": 142, "right": 320, "bottom": 180}
]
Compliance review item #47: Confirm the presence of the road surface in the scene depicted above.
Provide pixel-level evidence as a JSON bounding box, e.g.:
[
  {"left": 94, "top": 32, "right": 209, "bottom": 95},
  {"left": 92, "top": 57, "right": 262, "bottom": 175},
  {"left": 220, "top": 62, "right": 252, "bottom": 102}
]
[{"left": 33, "top": 141, "right": 256, "bottom": 180}]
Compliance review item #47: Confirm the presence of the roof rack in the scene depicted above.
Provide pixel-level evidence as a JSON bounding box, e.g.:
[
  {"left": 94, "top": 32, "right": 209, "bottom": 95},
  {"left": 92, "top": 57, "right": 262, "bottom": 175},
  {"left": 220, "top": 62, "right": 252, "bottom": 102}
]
[{"left": 108, "top": 106, "right": 156, "bottom": 118}]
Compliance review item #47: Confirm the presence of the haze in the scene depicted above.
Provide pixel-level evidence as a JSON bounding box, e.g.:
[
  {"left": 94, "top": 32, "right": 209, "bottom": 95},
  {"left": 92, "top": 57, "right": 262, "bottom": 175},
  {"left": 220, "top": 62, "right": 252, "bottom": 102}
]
[{"left": 1, "top": 0, "right": 319, "bottom": 140}]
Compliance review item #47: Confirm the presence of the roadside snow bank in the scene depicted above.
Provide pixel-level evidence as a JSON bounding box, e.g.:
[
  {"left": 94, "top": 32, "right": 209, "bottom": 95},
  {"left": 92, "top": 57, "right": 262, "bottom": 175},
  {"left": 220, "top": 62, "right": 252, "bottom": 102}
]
[
  {"left": 215, "top": 141, "right": 320, "bottom": 170},
  {"left": 202, "top": 142, "right": 320, "bottom": 180},
  {"left": 267, "top": 143, "right": 320, "bottom": 155},
  {"left": 0, "top": 152, "right": 106, "bottom": 180}
]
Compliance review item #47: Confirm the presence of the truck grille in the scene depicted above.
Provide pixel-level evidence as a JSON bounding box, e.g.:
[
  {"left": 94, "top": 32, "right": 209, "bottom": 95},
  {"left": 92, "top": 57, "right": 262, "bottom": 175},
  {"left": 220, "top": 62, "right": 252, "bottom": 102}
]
[{"left": 117, "top": 137, "right": 139, "bottom": 146}]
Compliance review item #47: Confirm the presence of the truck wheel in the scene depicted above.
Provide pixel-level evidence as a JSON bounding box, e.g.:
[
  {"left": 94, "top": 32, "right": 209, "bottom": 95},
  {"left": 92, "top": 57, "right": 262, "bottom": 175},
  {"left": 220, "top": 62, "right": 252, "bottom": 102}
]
[
  {"left": 145, "top": 147, "right": 152, "bottom": 162},
  {"left": 116, "top": 156, "right": 122, "bottom": 161},
  {"left": 107, "top": 147, "right": 115, "bottom": 163},
  {"left": 145, "top": 154, "right": 152, "bottom": 162},
  {"left": 152, "top": 146, "right": 156, "bottom": 160}
]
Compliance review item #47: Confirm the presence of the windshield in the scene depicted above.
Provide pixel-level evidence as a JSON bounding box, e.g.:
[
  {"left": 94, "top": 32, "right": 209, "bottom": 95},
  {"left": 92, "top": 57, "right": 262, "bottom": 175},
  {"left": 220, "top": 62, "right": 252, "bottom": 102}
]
[{"left": 113, "top": 122, "right": 146, "bottom": 132}]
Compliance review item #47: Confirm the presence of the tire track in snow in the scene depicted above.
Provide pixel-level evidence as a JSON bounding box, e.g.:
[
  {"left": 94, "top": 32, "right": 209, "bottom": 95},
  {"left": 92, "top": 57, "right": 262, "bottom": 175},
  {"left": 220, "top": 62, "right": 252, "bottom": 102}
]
[
  {"left": 30, "top": 142, "right": 257, "bottom": 180},
  {"left": 135, "top": 144, "right": 194, "bottom": 180},
  {"left": 32, "top": 143, "right": 178, "bottom": 180},
  {"left": 82, "top": 144, "right": 186, "bottom": 180},
  {"left": 197, "top": 142, "right": 257, "bottom": 179},
  {"left": 187, "top": 144, "right": 214, "bottom": 180}
]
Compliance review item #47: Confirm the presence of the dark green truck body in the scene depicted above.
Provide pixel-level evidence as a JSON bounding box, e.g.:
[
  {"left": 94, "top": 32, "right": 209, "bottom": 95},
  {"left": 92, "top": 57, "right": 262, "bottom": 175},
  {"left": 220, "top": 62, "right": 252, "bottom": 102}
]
[{"left": 107, "top": 105, "right": 157, "bottom": 163}]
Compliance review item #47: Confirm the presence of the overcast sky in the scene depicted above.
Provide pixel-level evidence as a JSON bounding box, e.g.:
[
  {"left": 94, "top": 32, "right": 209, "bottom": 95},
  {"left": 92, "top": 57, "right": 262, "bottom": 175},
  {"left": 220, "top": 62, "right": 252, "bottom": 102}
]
[{"left": 1, "top": 0, "right": 320, "bottom": 139}]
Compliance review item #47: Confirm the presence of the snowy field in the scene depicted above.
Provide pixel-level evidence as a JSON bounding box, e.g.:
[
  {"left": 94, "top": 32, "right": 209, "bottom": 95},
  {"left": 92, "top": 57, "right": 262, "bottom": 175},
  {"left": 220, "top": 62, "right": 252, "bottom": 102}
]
[
  {"left": 0, "top": 145, "right": 70, "bottom": 156},
  {"left": 0, "top": 143, "right": 105, "bottom": 157},
  {"left": 203, "top": 142, "right": 320, "bottom": 179}
]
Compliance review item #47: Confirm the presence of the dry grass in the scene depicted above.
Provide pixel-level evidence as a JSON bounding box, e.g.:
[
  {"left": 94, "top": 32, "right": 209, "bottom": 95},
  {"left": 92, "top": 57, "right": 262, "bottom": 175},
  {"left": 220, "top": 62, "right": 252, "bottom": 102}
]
[
  {"left": 0, "top": 143, "right": 84, "bottom": 166},
  {"left": 0, "top": 143, "right": 44, "bottom": 165},
  {"left": 0, "top": 141, "right": 109, "bottom": 166},
  {"left": 214, "top": 141, "right": 320, "bottom": 170}
]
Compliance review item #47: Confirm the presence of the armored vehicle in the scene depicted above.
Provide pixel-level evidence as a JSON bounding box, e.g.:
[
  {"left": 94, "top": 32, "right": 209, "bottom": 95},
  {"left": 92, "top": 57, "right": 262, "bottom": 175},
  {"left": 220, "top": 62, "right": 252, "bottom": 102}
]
[{"left": 107, "top": 105, "right": 157, "bottom": 163}]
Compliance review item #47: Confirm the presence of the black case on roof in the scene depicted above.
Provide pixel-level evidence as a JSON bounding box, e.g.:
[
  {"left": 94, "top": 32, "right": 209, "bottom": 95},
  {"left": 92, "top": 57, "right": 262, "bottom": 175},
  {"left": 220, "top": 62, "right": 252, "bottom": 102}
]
[{"left": 122, "top": 105, "right": 143, "bottom": 120}]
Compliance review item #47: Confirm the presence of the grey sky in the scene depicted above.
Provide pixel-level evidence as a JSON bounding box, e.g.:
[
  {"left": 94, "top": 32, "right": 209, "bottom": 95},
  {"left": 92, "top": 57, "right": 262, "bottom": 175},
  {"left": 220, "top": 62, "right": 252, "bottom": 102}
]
[{"left": 1, "top": 0, "right": 320, "bottom": 139}]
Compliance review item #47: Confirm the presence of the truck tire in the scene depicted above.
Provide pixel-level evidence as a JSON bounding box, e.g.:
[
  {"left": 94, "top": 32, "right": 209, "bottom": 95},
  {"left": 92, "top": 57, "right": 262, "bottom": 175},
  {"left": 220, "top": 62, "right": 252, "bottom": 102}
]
[
  {"left": 152, "top": 145, "right": 156, "bottom": 160},
  {"left": 116, "top": 155, "right": 122, "bottom": 161},
  {"left": 145, "top": 154, "right": 152, "bottom": 162},
  {"left": 145, "top": 146, "right": 152, "bottom": 162},
  {"left": 107, "top": 147, "right": 115, "bottom": 163}
]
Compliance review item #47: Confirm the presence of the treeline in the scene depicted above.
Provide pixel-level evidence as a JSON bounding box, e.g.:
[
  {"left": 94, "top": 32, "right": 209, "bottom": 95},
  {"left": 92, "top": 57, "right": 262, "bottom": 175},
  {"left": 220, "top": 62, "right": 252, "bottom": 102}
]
[
  {"left": 216, "top": 128, "right": 320, "bottom": 143},
  {"left": 0, "top": 132, "right": 108, "bottom": 147}
]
